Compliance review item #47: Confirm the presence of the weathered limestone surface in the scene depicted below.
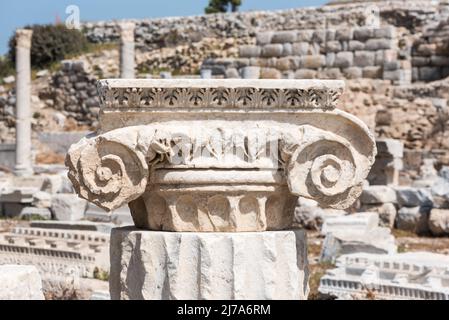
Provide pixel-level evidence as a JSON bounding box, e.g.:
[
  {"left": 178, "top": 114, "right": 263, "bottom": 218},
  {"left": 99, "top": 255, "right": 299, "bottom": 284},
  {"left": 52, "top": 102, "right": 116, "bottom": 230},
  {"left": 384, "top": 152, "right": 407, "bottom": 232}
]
[
  {"left": 428, "top": 209, "right": 449, "bottom": 236},
  {"left": 109, "top": 227, "right": 309, "bottom": 300},
  {"left": 0, "top": 265, "right": 44, "bottom": 300},
  {"left": 320, "top": 227, "right": 397, "bottom": 263},
  {"left": 51, "top": 193, "right": 87, "bottom": 221},
  {"left": 66, "top": 79, "right": 377, "bottom": 232},
  {"left": 65, "top": 79, "right": 376, "bottom": 300},
  {"left": 320, "top": 212, "right": 379, "bottom": 235}
]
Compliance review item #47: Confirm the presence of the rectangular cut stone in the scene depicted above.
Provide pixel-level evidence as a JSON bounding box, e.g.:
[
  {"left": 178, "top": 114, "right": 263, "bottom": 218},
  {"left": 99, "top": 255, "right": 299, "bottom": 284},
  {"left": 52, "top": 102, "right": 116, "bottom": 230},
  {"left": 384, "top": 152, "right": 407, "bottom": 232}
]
[
  {"left": 256, "top": 32, "right": 273, "bottom": 45},
  {"left": 239, "top": 45, "right": 261, "bottom": 58},
  {"left": 261, "top": 44, "right": 284, "bottom": 57},
  {"left": 320, "top": 227, "right": 397, "bottom": 263},
  {"left": 360, "top": 185, "right": 397, "bottom": 204},
  {"left": 271, "top": 31, "right": 297, "bottom": 43},
  {"left": 110, "top": 227, "right": 309, "bottom": 300},
  {"left": 321, "top": 212, "right": 379, "bottom": 236}
]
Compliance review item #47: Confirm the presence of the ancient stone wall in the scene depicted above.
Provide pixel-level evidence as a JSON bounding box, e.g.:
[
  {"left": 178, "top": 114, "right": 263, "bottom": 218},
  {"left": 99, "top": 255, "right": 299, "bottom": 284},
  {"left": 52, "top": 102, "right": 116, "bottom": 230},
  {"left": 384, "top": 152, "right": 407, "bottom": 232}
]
[
  {"left": 203, "top": 26, "right": 412, "bottom": 84},
  {"left": 83, "top": 5, "right": 373, "bottom": 50}
]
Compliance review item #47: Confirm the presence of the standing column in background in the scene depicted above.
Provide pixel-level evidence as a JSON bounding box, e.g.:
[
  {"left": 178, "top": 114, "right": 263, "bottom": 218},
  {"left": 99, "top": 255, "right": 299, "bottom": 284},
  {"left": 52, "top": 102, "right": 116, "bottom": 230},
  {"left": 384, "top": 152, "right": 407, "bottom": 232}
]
[
  {"left": 14, "top": 29, "right": 33, "bottom": 177},
  {"left": 119, "top": 22, "right": 135, "bottom": 79}
]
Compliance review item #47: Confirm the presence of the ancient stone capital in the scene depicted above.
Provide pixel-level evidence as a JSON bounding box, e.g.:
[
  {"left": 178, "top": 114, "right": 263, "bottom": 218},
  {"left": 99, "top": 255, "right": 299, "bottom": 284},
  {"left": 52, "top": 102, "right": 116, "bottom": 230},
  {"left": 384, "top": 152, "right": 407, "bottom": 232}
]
[
  {"left": 15, "top": 29, "right": 33, "bottom": 49},
  {"left": 118, "top": 21, "right": 135, "bottom": 43},
  {"left": 67, "top": 79, "right": 377, "bottom": 231}
]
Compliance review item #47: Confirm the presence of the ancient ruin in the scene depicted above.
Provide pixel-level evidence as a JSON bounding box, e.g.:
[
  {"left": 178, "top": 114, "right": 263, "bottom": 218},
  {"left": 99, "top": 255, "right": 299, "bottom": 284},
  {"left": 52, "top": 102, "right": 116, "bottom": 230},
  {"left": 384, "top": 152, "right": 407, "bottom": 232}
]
[{"left": 66, "top": 79, "right": 376, "bottom": 299}]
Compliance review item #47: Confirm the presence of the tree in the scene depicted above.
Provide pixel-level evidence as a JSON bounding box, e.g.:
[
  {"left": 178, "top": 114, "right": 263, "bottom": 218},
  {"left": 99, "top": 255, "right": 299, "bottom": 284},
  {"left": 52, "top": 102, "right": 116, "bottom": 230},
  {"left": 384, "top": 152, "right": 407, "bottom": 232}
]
[{"left": 205, "top": 0, "right": 242, "bottom": 14}]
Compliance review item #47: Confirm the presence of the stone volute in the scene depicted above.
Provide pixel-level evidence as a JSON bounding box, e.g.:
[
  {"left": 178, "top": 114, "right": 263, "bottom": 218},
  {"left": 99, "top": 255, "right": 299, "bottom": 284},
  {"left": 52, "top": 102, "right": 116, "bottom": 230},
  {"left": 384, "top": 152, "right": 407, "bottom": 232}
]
[{"left": 66, "top": 79, "right": 377, "bottom": 232}]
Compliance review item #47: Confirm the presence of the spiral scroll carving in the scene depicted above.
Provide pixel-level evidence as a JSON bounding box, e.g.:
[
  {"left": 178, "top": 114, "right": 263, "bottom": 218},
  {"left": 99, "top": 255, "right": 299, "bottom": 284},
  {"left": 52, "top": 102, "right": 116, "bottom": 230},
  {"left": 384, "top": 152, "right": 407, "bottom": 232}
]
[
  {"left": 285, "top": 131, "right": 369, "bottom": 209},
  {"left": 66, "top": 134, "right": 149, "bottom": 211}
]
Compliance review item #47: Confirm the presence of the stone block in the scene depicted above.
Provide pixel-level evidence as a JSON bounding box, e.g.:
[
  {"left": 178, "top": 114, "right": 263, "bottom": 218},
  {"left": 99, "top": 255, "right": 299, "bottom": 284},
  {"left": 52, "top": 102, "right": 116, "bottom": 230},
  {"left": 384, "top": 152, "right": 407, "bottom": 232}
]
[
  {"left": 354, "top": 51, "right": 375, "bottom": 67},
  {"left": 419, "top": 67, "right": 441, "bottom": 81},
  {"left": 396, "top": 206, "right": 430, "bottom": 234},
  {"left": 32, "top": 191, "right": 52, "bottom": 208},
  {"left": 348, "top": 40, "right": 365, "bottom": 51},
  {"left": 321, "top": 212, "right": 379, "bottom": 236},
  {"left": 363, "top": 66, "right": 382, "bottom": 78},
  {"left": 241, "top": 66, "right": 261, "bottom": 79},
  {"left": 0, "top": 265, "right": 44, "bottom": 300},
  {"left": 2, "top": 203, "right": 26, "bottom": 217},
  {"left": 326, "top": 29, "right": 336, "bottom": 41},
  {"left": 272, "top": 31, "right": 297, "bottom": 43},
  {"left": 0, "top": 187, "right": 37, "bottom": 203},
  {"left": 326, "top": 53, "right": 336, "bottom": 67},
  {"left": 360, "top": 203, "right": 397, "bottom": 229},
  {"left": 300, "top": 55, "right": 326, "bottom": 69},
  {"left": 353, "top": 27, "right": 374, "bottom": 41},
  {"left": 312, "top": 30, "right": 326, "bottom": 43},
  {"left": 294, "top": 69, "right": 317, "bottom": 79},
  {"left": 416, "top": 44, "right": 436, "bottom": 56},
  {"left": 335, "top": 28, "right": 353, "bottom": 41},
  {"left": 239, "top": 45, "right": 261, "bottom": 58},
  {"left": 296, "top": 30, "right": 314, "bottom": 42},
  {"left": 334, "top": 52, "right": 353, "bottom": 68},
  {"left": 260, "top": 68, "right": 282, "bottom": 79},
  {"left": 261, "top": 44, "right": 284, "bottom": 57},
  {"left": 282, "top": 43, "right": 293, "bottom": 56},
  {"left": 321, "top": 68, "right": 342, "bottom": 79},
  {"left": 51, "top": 194, "right": 87, "bottom": 221},
  {"left": 383, "top": 60, "right": 401, "bottom": 71},
  {"left": 365, "top": 39, "right": 395, "bottom": 51},
  {"left": 110, "top": 227, "right": 309, "bottom": 300},
  {"left": 428, "top": 209, "right": 449, "bottom": 236},
  {"left": 292, "top": 42, "right": 310, "bottom": 56},
  {"left": 326, "top": 41, "right": 342, "bottom": 53},
  {"left": 412, "top": 56, "right": 430, "bottom": 67},
  {"left": 360, "top": 185, "right": 397, "bottom": 204},
  {"left": 255, "top": 31, "right": 273, "bottom": 45},
  {"left": 225, "top": 68, "right": 240, "bottom": 79},
  {"left": 375, "top": 49, "right": 398, "bottom": 65},
  {"left": 342, "top": 67, "right": 362, "bottom": 79},
  {"left": 395, "top": 187, "right": 433, "bottom": 208},
  {"left": 320, "top": 227, "right": 397, "bottom": 263},
  {"left": 374, "top": 26, "right": 396, "bottom": 39},
  {"left": 276, "top": 57, "right": 292, "bottom": 71}
]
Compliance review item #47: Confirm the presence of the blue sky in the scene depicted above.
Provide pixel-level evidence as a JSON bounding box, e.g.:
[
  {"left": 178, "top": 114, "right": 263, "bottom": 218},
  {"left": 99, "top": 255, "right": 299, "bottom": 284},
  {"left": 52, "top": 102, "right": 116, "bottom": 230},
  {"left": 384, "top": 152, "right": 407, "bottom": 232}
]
[{"left": 0, "top": 0, "right": 327, "bottom": 55}]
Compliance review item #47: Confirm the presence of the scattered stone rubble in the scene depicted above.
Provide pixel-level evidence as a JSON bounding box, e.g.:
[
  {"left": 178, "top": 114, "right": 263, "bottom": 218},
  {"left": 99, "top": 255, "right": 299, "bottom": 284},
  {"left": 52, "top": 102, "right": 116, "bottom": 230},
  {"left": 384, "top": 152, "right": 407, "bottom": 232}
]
[
  {"left": 320, "top": 212, "right": 397, "bottom": 263},
  {"left": 319, "top": 252, "right": 449, "bottom": 300}
]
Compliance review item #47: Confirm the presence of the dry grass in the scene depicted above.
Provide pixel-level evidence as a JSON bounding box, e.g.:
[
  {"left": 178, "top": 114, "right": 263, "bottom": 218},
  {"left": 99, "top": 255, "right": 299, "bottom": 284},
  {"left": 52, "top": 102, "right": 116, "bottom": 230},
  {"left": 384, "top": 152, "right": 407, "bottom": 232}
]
[{"left": 35, "top": 150, "right": 66, "bottom": 164}]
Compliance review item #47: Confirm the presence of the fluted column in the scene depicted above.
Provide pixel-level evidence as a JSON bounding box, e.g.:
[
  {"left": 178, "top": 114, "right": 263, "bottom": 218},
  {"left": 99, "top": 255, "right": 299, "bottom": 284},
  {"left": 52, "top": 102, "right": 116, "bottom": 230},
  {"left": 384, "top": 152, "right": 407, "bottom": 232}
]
[
  {"left": 14, "top": 29, "right": 33, "bottom": 177},
  {"left": 119, "top": 22, "right": 135, "bottom": 79}
]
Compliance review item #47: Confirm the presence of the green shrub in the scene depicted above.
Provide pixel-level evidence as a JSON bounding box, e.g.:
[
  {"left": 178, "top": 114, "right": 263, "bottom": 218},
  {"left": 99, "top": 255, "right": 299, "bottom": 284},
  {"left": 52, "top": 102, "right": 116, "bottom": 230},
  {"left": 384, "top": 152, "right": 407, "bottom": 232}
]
[
  {"left": 0, "top": 55, "right": 14, "bottom": 79},
  {"left": 8, "top": 24, "right": 89, "bottom": 69}
]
